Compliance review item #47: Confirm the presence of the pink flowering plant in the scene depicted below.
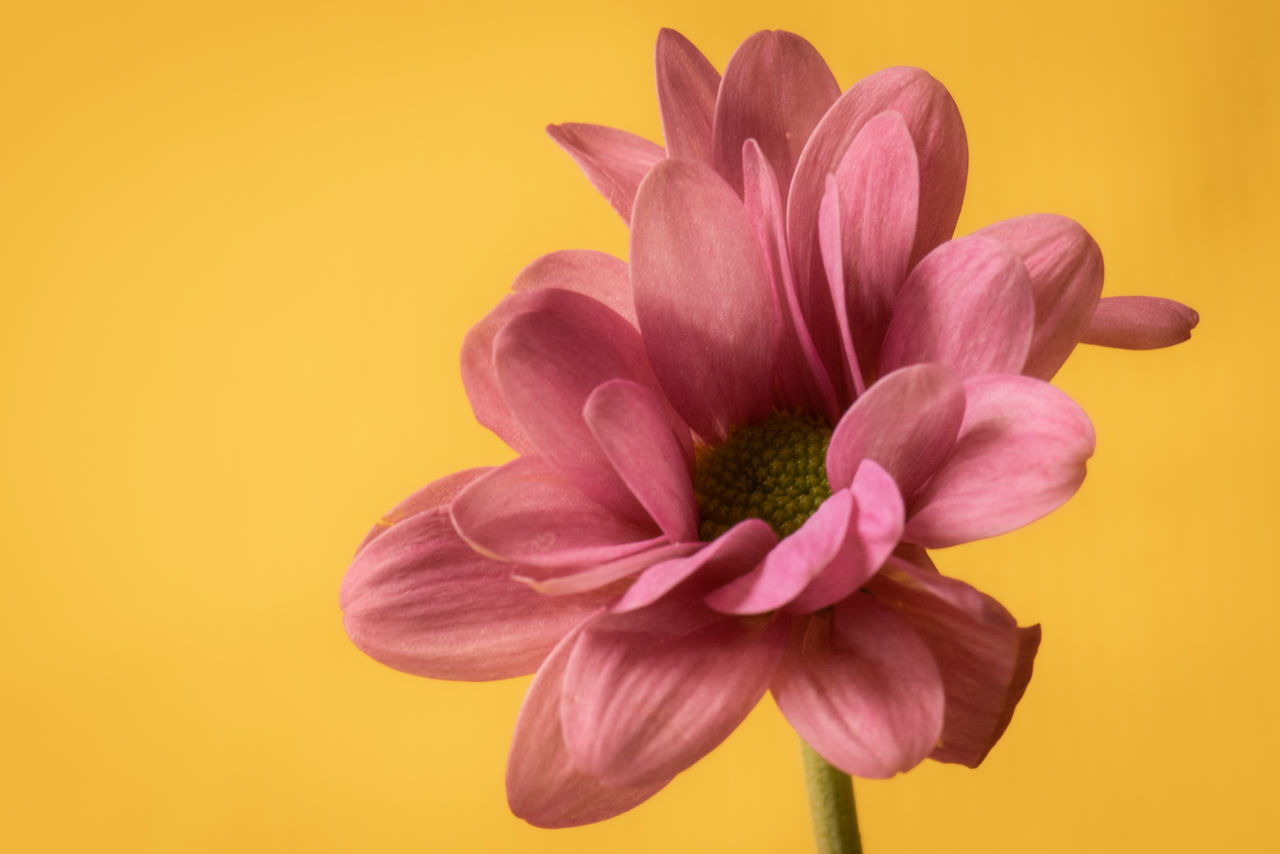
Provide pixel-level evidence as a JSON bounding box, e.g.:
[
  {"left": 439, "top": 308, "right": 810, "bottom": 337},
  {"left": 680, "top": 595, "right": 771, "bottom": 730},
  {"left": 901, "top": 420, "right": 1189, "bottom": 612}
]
[{"left": 341, "top": 29, "right": 1197, "bottom": 851}]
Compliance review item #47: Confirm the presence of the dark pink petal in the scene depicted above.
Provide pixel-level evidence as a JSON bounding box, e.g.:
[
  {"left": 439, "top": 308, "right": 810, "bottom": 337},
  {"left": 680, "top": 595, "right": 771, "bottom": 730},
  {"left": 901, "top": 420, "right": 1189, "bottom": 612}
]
[
  {"left": 869, "top": 557, "right": 1041, "bottom": 767},
  {"left": 1082, "top": 296, "right": 1200, "bottom": 349},
  {"left": 562, "top": 596, "right": 789, "bottom": 788},
  {"left": 832, "top": 111, "right": 921, "bottom": 378},
  {"left": 516, "top": 543, "right": 700, "bottom": 597},
  {"left": 742, "top": 139, "right": 841, "bottom": 422},
  {"left": 973, "top": 215, "right": 1104, "bottom": 379},
  {"left": 356, "top": 467, "right": 490, "bottom": 553},
  {"left": 711, "top": 30, "right": 840, "bottom": 198},
  {"left": 616, "top": 519, "right": 778, "bottom": 613},
  {"left": 906, "top": 375, "right": 1095, "bottom": 547},
  {"left": 817, "top": 177, "right": 865, "bottom": 398},
  {"left": 826, "top": 363, "right": 966, "bottom": 499},
  {"left": 772, "top": 596, "right": 944, "bottom": 778},
  {"left": 879, "top": 236, "right": 1035, "bottom": 378},
  {"left": 547, "top": 123, "right": 664, "bottom": 224},
  {"left": 341, "top": 506, "right": 600, "bottom": 681},
  {"left": 451, "top": 456, "right": 661, "bottom": 568},
  {"left": 510, "top": 249, "right": 636, "bottom": 326},
  {"left": 631, "top": 158, "right": 781, "bottom": 443},
  {"left": 507, "top": 619, "right": 673, "bottom": 827},
  {"left": 584, "top": 379, "right": 698, "bottom": 543},
  {"left": 655, "top": 28, "right": 721, "bottom": 164}
]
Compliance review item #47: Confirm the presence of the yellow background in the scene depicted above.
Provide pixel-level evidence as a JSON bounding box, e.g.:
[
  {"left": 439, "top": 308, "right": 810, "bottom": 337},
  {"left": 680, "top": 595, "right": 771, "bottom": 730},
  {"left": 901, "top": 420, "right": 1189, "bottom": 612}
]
[{"left": 3, "top": 1, "right": 1275, "bottom": 851}]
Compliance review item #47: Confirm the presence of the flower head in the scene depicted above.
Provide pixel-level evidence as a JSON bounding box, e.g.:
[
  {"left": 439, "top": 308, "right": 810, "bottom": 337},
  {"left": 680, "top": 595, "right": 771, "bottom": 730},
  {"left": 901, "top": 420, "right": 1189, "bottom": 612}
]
[{"left": 341, "top": 29, "right": 1197, "bottom": 828}]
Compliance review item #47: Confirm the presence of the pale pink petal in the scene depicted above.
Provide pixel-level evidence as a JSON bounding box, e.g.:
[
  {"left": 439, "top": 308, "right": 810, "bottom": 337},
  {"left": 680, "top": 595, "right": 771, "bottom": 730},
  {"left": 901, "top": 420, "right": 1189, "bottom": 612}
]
[
  {"left": 584, "top": 379, "right": 698, "bottom": 543},
  {"left": 507, "top": 619, "right": 673, "bottom": 827},
  {"left": 341, "top": 507, "right": 600, "bottom": 681},
  {"left": 655, "top": 28, "right": 721, "bottom": 164},
  {"left": 879, "top": 235, "right": 1035, "bottom": 378},
  {"left": 826, "top": 363, "right": 965, "bottom": 499},
  {"left": 516, "top": 543, "right": 700, "bottom": 596},
  {"left": 973, "top": 214, "right": 1104, "bottom": 379},
  {"left": 869, "top": 557, "right": 1041, "bottom": 767},
  {"left": 451, "top": 456, "right": 662, "bottom": 567},
  {"left": 905, "top": 375, "right": 1095, "bottom": 547},
  {"left": 630, "top": 158, "right": 781, "bottom": 443},
  {"left": 510, "top": 249, "right": 636, "bottom": 326},
  {"left": 817, "top": 177, "right": 865, "bottom": 398},
  {"left": 615, "top": 519, "right": 777, "bottom": 613},
  {"left": 547, "top": 123, "right": 664, "bottom": 224},
  {"left": 356, "top": 467, "right": 490, "bottom": 553},
  {"left": 1082, "top": 296, "right": 1200, "bottom": 349},
  {"left": 562, "top": 597, "right": 789, "bottom": 788},
  {"left": 742, "top": 139, "right": 840, "bottom": 422},
  {"left": 772, "top": 596, "right": 944, "bottom": 778},
  {"left": 711, "top": 30, "right": 840, "bottom": 198}
]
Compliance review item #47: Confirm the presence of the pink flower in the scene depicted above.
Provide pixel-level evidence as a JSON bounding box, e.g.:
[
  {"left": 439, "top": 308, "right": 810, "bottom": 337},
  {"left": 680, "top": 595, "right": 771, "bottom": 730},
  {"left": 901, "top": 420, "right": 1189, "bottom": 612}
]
[{"left": 341, "top": 29, "right": 1196, "bottom": 828}]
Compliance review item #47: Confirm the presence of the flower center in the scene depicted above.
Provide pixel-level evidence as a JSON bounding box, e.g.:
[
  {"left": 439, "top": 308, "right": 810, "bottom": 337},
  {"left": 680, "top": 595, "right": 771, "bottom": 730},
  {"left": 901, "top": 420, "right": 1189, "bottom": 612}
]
[{"left": 693, "top": 411, "right": 833, "bottom": 541}]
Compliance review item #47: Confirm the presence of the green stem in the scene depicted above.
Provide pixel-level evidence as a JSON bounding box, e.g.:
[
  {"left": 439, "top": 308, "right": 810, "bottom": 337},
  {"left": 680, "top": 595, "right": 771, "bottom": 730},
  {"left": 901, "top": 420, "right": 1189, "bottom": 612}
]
[{"left": 799, "top": 739, "right": 863, "bottom": 854}]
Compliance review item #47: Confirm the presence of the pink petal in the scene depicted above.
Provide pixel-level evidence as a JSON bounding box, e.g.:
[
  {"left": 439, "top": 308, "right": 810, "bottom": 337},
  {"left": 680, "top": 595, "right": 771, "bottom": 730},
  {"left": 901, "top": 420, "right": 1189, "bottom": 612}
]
[
  {"left": 356, "top": 467, "right": 490, "bottom": 553},
  {"left": 507, "top": 619, "right": 673, "bottom": 827},
  {"left": 341, "top": 506, "right": 600, "bottom": 681},
  {"left": 1082, "top": 296, "right": 1200, "bottom": 349},
  {"left": 516, "top": 542, "right": 700, "bottom": 597},
  {"left": 630, "top": 158, "right": 781, "bottom": 443},
  {"left": 879, "top": 235, "right": 1035, "bottom": 378},
  {"left": 772, "top": 596, "right": 944, "bottom": 778},
  {"left": 655, "top": 28, "right": 721, "bottom": 164},
  {"left": 711, "top": 30, "right": 840, "bottom": 198},
  {"left": 817, "top": 177, "right": 865, "bottom": 398},
  {"left": 547, "top": 123, "right": 664, "bottom": 224},
  {"left": 584, "top": 379, "right": 698, "bottom": 543},
  {"left": 905, "top": 374, "right": 1095, "bottom": 547},
  {"left": 451, "top": 456, "right": 661, "bottom": 568},
  {"left": 562, "top": 596, "right": 789, "bottom": 788},
  {"left": 869, "top": 557, "right": 1041, "bottom": 767},
  {"left": 826, "top": 363, "right": 966, "bottom": 499},
  {"left": 973, "top": 214, "right": 1104, "bottom": 379},
  {"left": 510, "top": 249, "right": 636, "bottom": 326},
  {"left": 615, "top": 519, "right": 778, "bottom": 613}
]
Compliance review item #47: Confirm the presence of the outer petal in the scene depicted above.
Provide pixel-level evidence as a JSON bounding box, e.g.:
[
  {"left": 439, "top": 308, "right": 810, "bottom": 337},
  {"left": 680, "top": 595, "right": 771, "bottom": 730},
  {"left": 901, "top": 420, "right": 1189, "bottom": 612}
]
[
  {"left": 655, "top": 28, "right": 721, "bottom": 164},
  {"left": 341, "top": 506, "right": 600, "bottom": 681},
  {"left": 711, "top": 30, "right": 840, "bottom": 198},
  {"left": 507, "top": 619, "right": 673, "bottom": 827},
  {"left": 772, "top": 596, "right": 945, "bottom": 778},
  {"left": 826, "top": 363, "right": 966, "bottom": 500},
  {"left": 562, "top": 597, "right": 790, "bottom": 788},
  {"left": 631, "top": 158, "right": 781, "bottom": 443},
  {"left": 1082, "top": 296, "right": 1200, "bottom": 349},
  {"left": 869, "top": 557, "right": 1041, "bottom": 767},
  {"left": 547, "top": 123, "right": 665, "bottom": 224},
  {"left": 905, "top": 375, "right": 1096, "bottom": 547},
  {"left": 879, "top": 236, "right": 1035, "bottom": 379},
  {"left": 451, "top": 456, "right": 661, "bottom": 568},
  {"left": 974, "top": 214, "right": 1104, "bottom": 379},
  {"left": 356, "top": 467, "right": 490, "bottom": 553},
  {"left": 510, "top": 249, "right": 636, "bottom": 327}
]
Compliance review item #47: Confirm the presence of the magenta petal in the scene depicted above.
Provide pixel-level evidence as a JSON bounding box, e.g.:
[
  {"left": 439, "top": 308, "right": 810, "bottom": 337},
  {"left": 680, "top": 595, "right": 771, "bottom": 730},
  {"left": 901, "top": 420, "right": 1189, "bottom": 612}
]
[
  {"left": 341, "top": 506, "right": 600, "bottom": 681},
  {"left": 631, "top": 158, "right": 781, "bottom": 443},
  {"left": 516, "top": 542, "right": 700, "bottom": 597},
  {"left": 772, "top": 596, "right": 944, "bottom": 778},
  {"left": 655, "top": 28, "right": 721, "bottom": 164},
  {"left": 547, "top": 123, "right": 664, "bottom": 224},
  {"left": 507, "top": 619, "right": 673, "bottom": 827},
  {"left": 817, "top": 177, "right": 865, "bottom": 398},
  {"left": 451, "top": 456, "right": 661, "bottom": 567},
  {"left": 826, "top": 363, "right": 966, "bottom": 499},
  {"left": 879, "top": 235, "right": 1035, "bottom": 378},
  {"left": 617, "top": 519, "right": 778, "bottom": 614},
  {"left": 1082, "top": 296, "right": 1200, "bottom": 349},
  {"left": 974, "top": 214, "right": 1104, "bottom": 379},
  {"left": 510, "top": 249, "right": 636, "bottom": 326},
  {"left": 562, "top": 597, "right": 789, "bottom": 788},
  {"left": 356, "top": 467, "right": 490, "bottom": 553},
  {"left": 711, "top": 30, "right": 840, "bottom": 198},
  {"left": 584, "top": 379, "right": 698, "bottom": 543},
  {"left": 869, "top": 557, "right": 1041, "bottom": 767},
  {"left": 906, "top": 375, "right": 1096, "bottom": 547}
]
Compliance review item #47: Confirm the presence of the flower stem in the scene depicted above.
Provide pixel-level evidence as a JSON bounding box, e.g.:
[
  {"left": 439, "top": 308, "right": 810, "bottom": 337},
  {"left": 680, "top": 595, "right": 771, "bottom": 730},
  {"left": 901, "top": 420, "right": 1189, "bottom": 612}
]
[{"left": 799, "top": 739, "right": 862, "bottom": 854}]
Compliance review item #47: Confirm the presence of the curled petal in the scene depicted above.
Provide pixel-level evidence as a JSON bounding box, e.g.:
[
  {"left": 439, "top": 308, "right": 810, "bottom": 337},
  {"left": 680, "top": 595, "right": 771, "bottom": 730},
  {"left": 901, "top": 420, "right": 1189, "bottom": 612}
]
[
  {"left": 510, "top": 249, "right": 636, "bottom": 327},
  {"left": 547, "top": 123, "right": 664, "bottom": 224},
  {"left": 515, "top": 542, "right": 699, "bottom": 597},
  {"left": 655, "top": 28, "right": 721, "bottom": 164},
  {"left": 1082, "top": 296, "right": 1200, "bottom": 349},
  {"left": 356, "top": 467, "right": 490, "bottom": 553}
]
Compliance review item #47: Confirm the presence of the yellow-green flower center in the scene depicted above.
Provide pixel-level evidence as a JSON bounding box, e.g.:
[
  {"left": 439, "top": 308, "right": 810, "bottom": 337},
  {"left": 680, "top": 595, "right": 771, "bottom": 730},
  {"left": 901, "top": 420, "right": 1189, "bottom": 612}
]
[{"left": 693, "top": 411, "right": 833, "bottom": 541}]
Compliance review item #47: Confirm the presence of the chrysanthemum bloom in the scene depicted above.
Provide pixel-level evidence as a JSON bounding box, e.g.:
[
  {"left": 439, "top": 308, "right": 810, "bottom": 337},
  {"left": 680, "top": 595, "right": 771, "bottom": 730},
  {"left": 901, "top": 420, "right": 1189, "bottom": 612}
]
[{"left": 341, "top": 29, "right": 1197, "bottom": 829}]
